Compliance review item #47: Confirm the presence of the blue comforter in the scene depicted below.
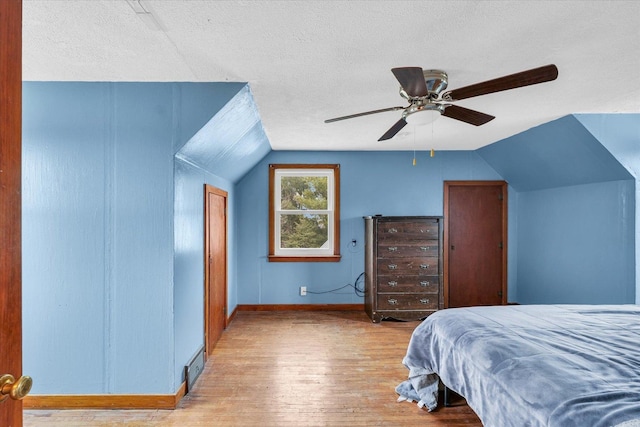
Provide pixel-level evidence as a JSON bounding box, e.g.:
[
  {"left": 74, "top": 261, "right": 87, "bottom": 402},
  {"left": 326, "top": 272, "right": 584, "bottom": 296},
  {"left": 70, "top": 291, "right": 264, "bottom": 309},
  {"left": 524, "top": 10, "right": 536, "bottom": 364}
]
[{"left": 396, "top": 305, "right": 640, "bottom": 427}]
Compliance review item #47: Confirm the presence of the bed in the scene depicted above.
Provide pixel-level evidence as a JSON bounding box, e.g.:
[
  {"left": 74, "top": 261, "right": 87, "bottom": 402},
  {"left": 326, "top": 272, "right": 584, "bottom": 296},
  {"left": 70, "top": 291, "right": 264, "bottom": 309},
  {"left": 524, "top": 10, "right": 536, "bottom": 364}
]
[{"left": 396, "top": 304, "right": 640, "bottom": 427}]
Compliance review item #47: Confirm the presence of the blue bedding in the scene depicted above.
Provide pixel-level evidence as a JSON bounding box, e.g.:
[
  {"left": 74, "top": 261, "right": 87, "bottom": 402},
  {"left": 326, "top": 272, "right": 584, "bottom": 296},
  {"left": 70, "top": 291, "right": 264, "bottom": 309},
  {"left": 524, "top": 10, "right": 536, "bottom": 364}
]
[{"left": 396, "top": 305, "right": 640, "bottom": 427}]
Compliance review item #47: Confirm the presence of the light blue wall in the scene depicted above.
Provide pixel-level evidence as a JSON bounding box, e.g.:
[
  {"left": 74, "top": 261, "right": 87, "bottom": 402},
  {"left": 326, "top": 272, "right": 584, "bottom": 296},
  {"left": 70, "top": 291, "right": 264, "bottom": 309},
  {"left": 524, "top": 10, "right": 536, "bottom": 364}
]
[
  {"left": 575, "top": 114, "right": 640, "bottom": 303},
  {"left": 110, "top": 84, "right": 176, "bottom": 393},
  {"left": 236, "top": 150, "right": 506, "bottom": 304},
  {"left": 173, "top": 158, "right": 238, "bottom": 386},
  {"left": 22, "top": 81, "right": 250, "bottom": 395},
  {"left": 172, "top": 84, "right": 270, "bottom": 385},
  {"left": 22, "top": 83, "right": 110, "bottom": 394},
  {"left": 516, "top": 180, "right": 635, "bottom": 304},
  {"left": 479, "top": 114, "right": 637, "bottom": 305},
  {"left": 23, "top": 82, "right": 176, "bottom": 394}
]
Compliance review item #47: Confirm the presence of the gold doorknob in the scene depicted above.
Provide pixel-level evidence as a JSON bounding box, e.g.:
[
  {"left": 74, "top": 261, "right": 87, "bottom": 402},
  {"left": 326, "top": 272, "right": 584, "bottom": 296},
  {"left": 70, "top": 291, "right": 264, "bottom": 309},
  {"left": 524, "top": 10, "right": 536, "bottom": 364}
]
[{"left": 0, "top": 374, "right": 33, "bottom": 402}]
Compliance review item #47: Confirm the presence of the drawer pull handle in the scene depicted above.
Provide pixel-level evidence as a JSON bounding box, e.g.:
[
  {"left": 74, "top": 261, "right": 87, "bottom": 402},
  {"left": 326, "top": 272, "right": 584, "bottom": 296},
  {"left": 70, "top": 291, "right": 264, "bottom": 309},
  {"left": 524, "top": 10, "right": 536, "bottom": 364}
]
[
  {"left": 388, "top": 228, "right": 398, "bottom": 233},
  {"left": 420, "top": 264, "right": 429, "bottom": 270},
  {"left": 420, "top": 281, "right": 430, "bottom": 287},
  {"left": 420, "top": 298, "right": 430, "bottom": 304},
  {"left": 420, "top": 247, "right": 428, "bottom": 251},
  {"left": 388, "top": 298, "right": 398, "bottom": 305},
  {"left": 387, "top": 247, "right": 398, "bottom": 252},
  {"left": 388, "top": 264, "right": 397, "bottom": 270},
  {"left": 387, "top": 281, "right": 398, "bottom": 287}
]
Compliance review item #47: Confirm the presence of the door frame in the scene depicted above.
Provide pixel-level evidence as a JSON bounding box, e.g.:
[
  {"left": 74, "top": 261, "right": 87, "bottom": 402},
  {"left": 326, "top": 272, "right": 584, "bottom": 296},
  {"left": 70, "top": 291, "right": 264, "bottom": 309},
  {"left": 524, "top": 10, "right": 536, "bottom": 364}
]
[
  {"left": 203, "top": 184, "right": 228, "bottom": 358},
  {"left": 0, "top": 0, "right": 24, "bottom": 425},
  {"left": 443, "top": 180, "right": 508, "bottom": 308}
]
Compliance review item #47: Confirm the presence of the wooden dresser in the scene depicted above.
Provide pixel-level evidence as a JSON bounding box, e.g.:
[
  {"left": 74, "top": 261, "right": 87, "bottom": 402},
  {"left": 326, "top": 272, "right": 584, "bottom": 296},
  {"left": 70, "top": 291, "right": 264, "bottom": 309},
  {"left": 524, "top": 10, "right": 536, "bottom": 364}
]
[{"left": 364, "top": 216, "right": 443, "bottom": 323}]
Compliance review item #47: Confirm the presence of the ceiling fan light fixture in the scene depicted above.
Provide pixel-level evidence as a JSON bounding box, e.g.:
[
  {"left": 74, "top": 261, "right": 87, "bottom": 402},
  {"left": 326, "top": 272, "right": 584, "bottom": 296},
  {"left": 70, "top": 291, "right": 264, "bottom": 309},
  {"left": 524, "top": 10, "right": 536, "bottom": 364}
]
[{"left": 406, "top": 109, "right": 440, "bottom": 126}]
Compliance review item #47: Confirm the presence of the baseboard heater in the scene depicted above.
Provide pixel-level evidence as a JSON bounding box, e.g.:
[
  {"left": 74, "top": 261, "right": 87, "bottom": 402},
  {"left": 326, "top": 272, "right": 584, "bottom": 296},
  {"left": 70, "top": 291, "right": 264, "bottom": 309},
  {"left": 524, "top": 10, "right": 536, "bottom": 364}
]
[{"left": 185, "top": 345, "right": 205, "bottom": 394}]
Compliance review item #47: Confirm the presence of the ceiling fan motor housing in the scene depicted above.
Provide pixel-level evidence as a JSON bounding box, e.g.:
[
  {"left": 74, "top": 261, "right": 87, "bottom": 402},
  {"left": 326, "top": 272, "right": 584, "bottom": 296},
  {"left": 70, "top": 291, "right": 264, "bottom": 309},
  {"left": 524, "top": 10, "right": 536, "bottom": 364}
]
[
  {"left": 399, "top": 69, "right": 448, "bottom": 100},
  {"left": 400, "top": 69, "right": 448, "bottom": 121}
]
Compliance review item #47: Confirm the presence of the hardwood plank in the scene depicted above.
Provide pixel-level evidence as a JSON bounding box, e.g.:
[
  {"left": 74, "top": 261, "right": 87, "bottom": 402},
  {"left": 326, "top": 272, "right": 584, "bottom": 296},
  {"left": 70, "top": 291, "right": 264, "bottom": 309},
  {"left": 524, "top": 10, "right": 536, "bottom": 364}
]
[{"left": 24, "top": 311, "right": 482, "bottom": 426}]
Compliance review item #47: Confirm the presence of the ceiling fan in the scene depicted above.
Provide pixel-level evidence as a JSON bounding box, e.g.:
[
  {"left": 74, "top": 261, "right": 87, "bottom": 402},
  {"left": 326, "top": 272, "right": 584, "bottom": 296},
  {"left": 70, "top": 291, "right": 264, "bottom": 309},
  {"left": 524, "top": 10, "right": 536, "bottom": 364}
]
[{"left": 325, "top": 64, "right": 558, "bottom": 141}]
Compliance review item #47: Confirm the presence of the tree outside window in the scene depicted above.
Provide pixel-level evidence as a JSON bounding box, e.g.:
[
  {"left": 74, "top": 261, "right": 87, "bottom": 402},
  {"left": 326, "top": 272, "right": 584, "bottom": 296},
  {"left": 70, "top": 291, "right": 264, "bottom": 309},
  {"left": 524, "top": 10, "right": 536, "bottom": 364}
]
[{"left": 269, "top": 164, "right": 341, "bottom": 262}]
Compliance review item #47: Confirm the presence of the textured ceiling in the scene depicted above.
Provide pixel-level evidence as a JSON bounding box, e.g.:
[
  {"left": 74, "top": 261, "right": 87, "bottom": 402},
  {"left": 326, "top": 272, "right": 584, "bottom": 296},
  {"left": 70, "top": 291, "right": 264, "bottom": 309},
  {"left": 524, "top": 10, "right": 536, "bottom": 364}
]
[{"left": 22, "top": 1, "right": 640, "bottom": 151}]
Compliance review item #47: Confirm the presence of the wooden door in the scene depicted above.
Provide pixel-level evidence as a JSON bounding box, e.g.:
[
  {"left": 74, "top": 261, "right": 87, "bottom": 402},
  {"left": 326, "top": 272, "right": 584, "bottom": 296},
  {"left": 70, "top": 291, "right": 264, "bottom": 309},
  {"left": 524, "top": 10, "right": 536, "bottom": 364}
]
[
  {"left": 1, "top": 1, "right": 26, "bottom": 425},
  {"left": 444, "top": 181, "right": 507, "bottom": 308},
  {"left": 204, "top": 185, "right": 228, "bottom": 356}
]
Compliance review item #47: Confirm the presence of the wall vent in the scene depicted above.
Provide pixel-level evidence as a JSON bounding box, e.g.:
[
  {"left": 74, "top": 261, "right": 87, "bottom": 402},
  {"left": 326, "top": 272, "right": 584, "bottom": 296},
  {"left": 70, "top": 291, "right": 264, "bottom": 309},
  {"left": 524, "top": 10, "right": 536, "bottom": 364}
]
[{"left": 185, "top": 345, "right": 205, "bottom": 394}]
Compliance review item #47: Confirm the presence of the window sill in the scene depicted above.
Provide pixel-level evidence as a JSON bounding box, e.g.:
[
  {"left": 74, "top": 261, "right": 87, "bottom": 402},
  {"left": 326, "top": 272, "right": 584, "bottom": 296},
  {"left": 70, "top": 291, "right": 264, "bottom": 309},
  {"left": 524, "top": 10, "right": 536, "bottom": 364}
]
[{"left": 268, "top": 255, "right": 342, "bottom": 263}]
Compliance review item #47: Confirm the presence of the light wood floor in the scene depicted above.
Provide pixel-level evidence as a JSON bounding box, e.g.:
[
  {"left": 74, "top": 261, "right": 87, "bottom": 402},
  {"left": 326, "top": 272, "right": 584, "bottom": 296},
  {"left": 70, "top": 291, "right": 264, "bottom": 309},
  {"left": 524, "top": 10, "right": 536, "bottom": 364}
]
[{"left": 24, "top": 310, "right": 482, "bottom": 426}]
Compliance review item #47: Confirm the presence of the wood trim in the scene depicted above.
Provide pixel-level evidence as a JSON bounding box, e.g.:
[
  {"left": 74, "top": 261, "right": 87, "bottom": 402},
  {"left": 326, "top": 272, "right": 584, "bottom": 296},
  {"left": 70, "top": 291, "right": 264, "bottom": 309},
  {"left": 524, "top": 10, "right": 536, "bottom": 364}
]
[
  {"left": 227, "top": 305, "right": 238, "bottom": 324},
  {"left": 174, "top": 381, "right": 187, "bottom": 407},
  {"left": 237, "top": 304, "right": 364, "bottom": 312},
  {"left": 204, "top": 184, "right": 228, "bottom": 198},
  {"left": 442, "top": 183, "right": 450, "bottom": 308},
  {"left": 443, "top": 180, "right": 507, "bottom": 187},
  {"left": 268, "top": 164, "right": 340, "bottom": 262},
  {"left": 268, "top": 165, "right": 276, "bottom": 256},
  {"left": 23, "top": 382, "right": 187, "bottom": 410},
  {"left": 443, "top": 181, "right": 508, "bottom": 308},
  {"left": 267, "top": 255, "right": 341, "bottom": 263},
  {"left": 333, "top": 165, "right": 341, "bottom": 257},
  {"left": 204, "top": 184, "right": 229, "bottom": 355},
  {"left": 0, "top": 1, "right": 23, "bottom": 425},
  {"left": 500, "top": 183, "right": 508, "bottom": 304}
]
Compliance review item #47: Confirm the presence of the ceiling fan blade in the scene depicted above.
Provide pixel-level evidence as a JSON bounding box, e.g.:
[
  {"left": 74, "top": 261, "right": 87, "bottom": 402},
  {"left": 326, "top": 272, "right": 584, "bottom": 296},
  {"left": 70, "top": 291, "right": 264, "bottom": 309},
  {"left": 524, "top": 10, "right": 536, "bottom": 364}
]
[
  {"left": 378, "top": 118, "right": 408, "bottom": 141},
  {"left": 391, "top": 67, "right": 429, "bottom": 97},
  {"left": 442, "top": 105, "right": 495, "bottom": 126},
  {"left": 444, "top": 64, "right": 558, "bottom": 101},
  {"left": 324, "top": 106, "right": 404, "bottom": 123}
]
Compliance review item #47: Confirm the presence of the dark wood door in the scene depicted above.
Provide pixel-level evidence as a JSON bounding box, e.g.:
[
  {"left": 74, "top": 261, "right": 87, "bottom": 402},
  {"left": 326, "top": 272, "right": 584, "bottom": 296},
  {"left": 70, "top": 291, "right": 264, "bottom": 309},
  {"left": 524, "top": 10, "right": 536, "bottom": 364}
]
[
  {"left": 444, "top": 181, "right": 507, "bottom": 308},
  {"left": 1, "top": 1, "right": 25, "bottom": 425},
  {"left": 204, "top": 185, "right": 228, "bottom": 356}
]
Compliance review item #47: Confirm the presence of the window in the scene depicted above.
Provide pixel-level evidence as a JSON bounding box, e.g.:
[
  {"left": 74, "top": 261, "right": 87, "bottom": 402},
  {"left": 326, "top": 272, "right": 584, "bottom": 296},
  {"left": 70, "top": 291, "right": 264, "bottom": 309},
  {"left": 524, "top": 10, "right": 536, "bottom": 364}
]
[{"left": 269, "top": 164, "right": 340, "bottom": 262}]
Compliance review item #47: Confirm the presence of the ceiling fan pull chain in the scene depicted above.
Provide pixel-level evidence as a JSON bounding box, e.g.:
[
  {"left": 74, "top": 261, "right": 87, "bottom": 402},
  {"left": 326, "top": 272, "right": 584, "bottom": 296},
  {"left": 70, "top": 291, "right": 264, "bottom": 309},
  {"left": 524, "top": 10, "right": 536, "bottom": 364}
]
[{"left": 412, "top": 127, "right": 417, "bottom": 166}]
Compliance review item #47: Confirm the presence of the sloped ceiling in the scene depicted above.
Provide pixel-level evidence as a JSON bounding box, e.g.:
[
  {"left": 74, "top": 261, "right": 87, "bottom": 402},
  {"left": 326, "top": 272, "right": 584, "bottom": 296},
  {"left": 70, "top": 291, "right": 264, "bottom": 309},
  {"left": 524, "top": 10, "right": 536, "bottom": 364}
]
[
  {"left": 171, "top": 81, "right": 247, "bottom": 153},
  {"left": 477, "top": 115, "right": 636, "bottom": 192},
  {"left": 575, "top": 114, "right": 640, "bottom": 180},
  {"left": 22, "top": 1, "right": 640, "bottom": 151},
  {"left": 175, "top": 85, "right": 271, "bottom": 183}
]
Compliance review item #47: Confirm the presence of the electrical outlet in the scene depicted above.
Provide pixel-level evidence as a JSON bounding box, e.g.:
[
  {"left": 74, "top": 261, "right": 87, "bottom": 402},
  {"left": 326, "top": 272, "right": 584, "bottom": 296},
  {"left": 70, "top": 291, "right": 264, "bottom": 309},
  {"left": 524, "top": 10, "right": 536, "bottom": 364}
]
[{"left": 300, "top": 286, "right": 307, "bottom": 296}]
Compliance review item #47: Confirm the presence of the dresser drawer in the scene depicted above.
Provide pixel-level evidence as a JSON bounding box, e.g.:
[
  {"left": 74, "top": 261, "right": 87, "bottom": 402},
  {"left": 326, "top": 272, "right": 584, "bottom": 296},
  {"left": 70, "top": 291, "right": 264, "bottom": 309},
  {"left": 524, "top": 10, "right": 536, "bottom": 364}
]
[
  {"left": 377, "top": 221, "right": 439, "bottom": 241},
  {"left": 377, "top": 294, "right": 439, "bottom": 311},
  {"left": 377, "top": 257, "right": 439, "bottom": 275},
  {"left": 376, "top": 276, "right": 439, "bottom": 293},
  {"left": 377, "top": 241, "right": 439, "bottom": 257}
]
